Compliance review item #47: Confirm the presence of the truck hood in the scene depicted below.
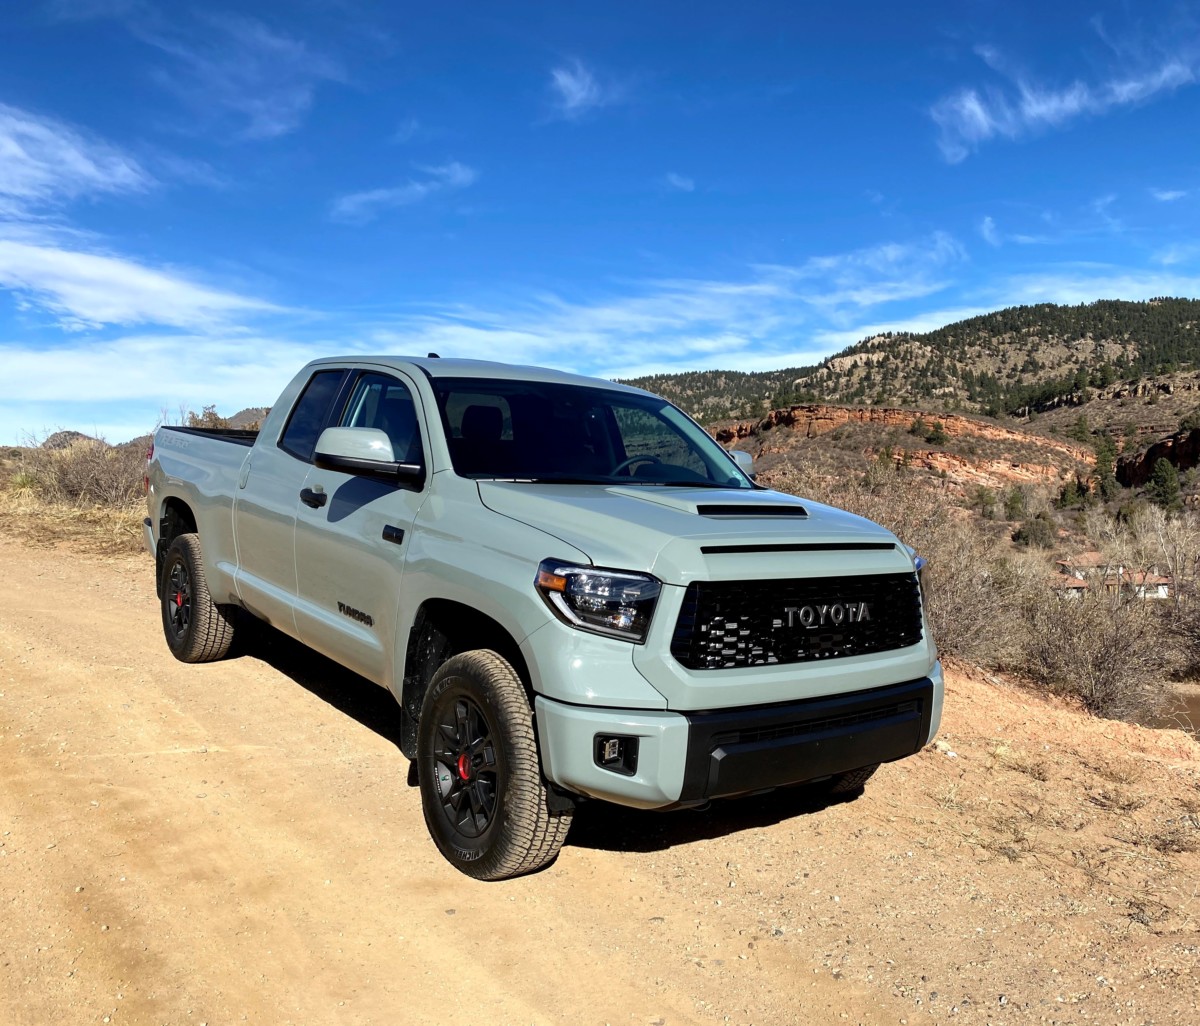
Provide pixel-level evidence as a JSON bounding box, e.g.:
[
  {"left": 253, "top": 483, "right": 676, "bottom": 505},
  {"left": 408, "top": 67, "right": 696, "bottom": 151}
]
[{"left": 476, "top": 482, "right": 912, "bottom": 584}]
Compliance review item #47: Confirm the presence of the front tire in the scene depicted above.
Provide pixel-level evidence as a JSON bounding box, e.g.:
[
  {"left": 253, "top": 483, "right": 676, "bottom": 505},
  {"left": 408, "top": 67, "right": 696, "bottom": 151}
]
[
  {"left": 822, "top": 763, "right": 879, "bottom": 796},
  {"left": 417, "top": 650, "right": 573, "bottom": 880},
  {"left": 160, "top": 534, "right": 236, "bottom": 663}
]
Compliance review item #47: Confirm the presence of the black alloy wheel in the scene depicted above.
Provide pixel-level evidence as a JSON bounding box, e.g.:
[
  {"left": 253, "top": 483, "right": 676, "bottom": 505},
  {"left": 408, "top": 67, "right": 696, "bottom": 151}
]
[
  {"left": 165, "top": 557, "right": 193, "bottom": 643},
  {"left": 429, "top": 693, "right": 500, "bottom": 839}
]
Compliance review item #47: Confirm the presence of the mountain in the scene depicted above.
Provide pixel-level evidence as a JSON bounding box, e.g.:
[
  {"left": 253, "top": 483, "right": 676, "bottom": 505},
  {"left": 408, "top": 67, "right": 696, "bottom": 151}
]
[{"left": 622, "top": 298, "right": 1200, "bottom": 424}]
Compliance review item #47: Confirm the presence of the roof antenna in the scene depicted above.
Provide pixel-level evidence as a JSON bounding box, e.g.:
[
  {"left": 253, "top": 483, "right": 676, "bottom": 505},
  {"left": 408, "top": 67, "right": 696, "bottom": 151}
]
[{"left": 427, "top": 352, "right": 440, "bottom": 358}]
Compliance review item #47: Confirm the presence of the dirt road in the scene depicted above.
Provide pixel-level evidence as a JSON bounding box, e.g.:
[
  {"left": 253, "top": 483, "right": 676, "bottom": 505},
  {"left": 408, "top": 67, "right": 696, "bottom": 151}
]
[{"left": 3, "top": 536, "right": 1199, "bottom": 1025}]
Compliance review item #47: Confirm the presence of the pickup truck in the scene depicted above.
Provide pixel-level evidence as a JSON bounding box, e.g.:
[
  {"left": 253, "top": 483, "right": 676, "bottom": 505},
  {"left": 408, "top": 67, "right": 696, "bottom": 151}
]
[{"left": 144, "top": 356, "right": 942, "bottom": 880}]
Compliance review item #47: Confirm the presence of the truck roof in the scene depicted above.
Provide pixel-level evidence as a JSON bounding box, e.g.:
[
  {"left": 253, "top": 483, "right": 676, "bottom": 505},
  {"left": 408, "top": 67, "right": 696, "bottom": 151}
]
[{"left": 304, "top": 355, "right": 652, "bottom": 395}]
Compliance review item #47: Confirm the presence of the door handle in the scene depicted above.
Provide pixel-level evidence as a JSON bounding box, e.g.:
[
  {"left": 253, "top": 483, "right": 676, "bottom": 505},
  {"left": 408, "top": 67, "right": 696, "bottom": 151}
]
[{"left": 300, "top": 487, "right": 327, "bottom": 509}]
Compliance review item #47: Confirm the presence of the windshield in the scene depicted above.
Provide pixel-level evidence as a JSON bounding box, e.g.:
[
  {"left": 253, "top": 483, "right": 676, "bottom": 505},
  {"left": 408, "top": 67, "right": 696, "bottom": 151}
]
[{"left": 431, "top": 377, "right": 753, "bottom": 489}]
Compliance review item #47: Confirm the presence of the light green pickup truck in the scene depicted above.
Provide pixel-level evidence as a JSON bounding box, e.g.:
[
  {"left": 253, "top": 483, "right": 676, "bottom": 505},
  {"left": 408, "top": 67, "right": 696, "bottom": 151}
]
[{"left": 145, "top": 356, "right": 942, "bottom": 879}]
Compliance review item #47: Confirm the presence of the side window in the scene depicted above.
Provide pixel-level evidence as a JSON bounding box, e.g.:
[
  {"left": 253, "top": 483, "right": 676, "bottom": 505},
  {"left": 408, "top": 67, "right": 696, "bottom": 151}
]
[
  {"left": 341, "top": 372, "right": 423, "bottom": 464},
  {"left": 279, "top": 370, "right": 345, "bottom": 462}
]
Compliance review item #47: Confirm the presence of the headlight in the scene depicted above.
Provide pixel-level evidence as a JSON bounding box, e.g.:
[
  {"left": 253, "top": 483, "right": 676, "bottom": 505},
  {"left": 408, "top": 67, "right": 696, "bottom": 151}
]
[{"left": 536, "top": 559, "right": 661, "bottom": 643}]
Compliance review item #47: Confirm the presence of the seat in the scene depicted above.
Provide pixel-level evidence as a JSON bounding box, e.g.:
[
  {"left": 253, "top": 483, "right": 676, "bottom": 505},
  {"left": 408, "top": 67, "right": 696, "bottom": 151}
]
[{"left": 455, "top": 404, "right": 505, "bottom": 474}]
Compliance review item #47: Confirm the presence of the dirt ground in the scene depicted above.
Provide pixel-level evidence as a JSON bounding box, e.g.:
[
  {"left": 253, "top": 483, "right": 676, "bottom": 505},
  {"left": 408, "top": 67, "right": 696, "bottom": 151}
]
[{"left": 2, "top": 535, "right": 1199, "bottom": 1026}]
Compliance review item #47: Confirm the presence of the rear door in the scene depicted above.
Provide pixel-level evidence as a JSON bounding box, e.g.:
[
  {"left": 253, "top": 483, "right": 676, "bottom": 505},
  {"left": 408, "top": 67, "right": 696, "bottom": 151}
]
[
  {"left": 292, "top": 369, "right": 428, "bottom": 686},
  {"left": 232, "top": 368, "right": 347, "bottom": 634}
]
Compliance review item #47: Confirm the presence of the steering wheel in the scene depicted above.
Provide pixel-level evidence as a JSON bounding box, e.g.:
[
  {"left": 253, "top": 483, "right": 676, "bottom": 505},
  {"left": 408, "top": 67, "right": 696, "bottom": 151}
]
[{"left": 611, "top": 454, "right": 662, "bottom": 476}]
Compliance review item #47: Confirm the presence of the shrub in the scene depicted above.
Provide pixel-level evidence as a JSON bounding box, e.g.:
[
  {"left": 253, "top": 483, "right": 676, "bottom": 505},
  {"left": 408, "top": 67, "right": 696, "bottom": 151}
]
[
  {"left": 1020, "top": 593, "right": 1172, "bottom": 721},
  {"left": 971, "top": 485, "right": 997, "bottom": 519},
  {"left": 1013, "top": 513, "right": 1056, "bottom": 548},
  {"left": 15, "top": 435, "right": 146, "bottom": 507},
  {"left": 187, "top": 404, "right": 230, "bottom": 429}
]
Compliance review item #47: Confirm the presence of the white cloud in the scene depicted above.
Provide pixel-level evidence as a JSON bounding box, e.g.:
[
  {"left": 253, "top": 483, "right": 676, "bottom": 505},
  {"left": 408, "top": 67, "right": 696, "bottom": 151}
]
[
  {"left": 43, "top": 5, "right": 341, "bottom": 139},
  {"left": 807, "top": 306, "right": 998, "bottom": 352},
  {"left": 330, "top": 162, "right": 478, "bottom": 224},
  {"left": 0, "top": 331, "right": 343, "bottom": 444},
  {"left": 140, "top": 12, "right": 343, "bottom": 140},
  {"left": 7, "top": 234, "right": 1199, "bottom": 445},
  {"left": 997, "top": 267, "right": 1200, "bottom": 307},
  {"left": 980, "top": 215, "right": 1001, "bottom": 247},
  {"left": 1155, "top": 243, "right": 1200, "bottom": 266},
  {"left": 762, "top": 232, "right": 966, "bottom": 318},
  {"left": 664, "top": 172, "right": 694, "bottom": 192},
  {"left": 0, "top": 238, "right": 281, "bottom": 330},
  {"left": 932, "top": 52, "right": 1197, "bottom": 162},
  {"left": 360, "top": 233, "right": 966, "bottom": 381},
  {"left": 547, "top": 59, "right": 616, "bottom": 119},
  {"left": 0, "top": 102, "right": 152, "bottom": 214},
  {"left": 392, "top": 117, "right": 420, "bottom": 144},
  {"left": 1151, "top": 188, "right": 1188, "bottom": 202}
]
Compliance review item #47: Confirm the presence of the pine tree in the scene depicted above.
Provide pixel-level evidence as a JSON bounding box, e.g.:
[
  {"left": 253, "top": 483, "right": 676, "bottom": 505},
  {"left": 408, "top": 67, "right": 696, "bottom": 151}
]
[{"left": 1148, "top": 458, "right": 1183, "bottom": 511}]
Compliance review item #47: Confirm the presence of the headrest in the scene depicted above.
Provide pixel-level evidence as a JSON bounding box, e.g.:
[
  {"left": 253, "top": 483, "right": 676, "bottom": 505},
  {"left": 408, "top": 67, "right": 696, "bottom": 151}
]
[{"left": 462, "top": 404, "right": 503, "bottom": 441}]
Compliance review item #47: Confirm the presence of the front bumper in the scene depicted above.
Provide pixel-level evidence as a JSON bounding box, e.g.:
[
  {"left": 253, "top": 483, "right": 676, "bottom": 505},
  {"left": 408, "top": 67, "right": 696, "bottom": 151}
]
[{"left": 536, "top": 661, "right": 943, "bottom": 808}]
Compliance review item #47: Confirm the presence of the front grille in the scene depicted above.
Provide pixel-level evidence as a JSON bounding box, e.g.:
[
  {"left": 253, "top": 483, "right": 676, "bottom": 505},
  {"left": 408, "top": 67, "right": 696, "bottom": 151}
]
[{"left": 671, "top": 572, "right": 923, "bottom": 670}]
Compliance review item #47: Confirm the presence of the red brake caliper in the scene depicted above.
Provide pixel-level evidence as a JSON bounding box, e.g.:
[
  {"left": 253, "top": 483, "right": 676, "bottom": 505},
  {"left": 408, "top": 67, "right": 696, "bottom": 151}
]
[
  {"left": 456, "top": 753, "right": 471, "bottom": 781},
  {"left": 175, "top": 591, "right": 184, "bottom": 608}
]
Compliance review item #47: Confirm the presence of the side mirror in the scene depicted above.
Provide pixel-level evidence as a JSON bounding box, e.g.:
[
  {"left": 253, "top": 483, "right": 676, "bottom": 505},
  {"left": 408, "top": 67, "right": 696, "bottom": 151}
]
[
  {"left": 313, "top": 427, "right": 425, "bottom": 487},
  {"left": 730, "top": 450, "right": 755, "bottom": 476}
]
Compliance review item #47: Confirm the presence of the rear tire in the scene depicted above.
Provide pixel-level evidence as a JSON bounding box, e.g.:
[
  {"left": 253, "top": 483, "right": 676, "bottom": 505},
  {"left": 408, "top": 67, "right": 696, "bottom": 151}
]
[
  {"left": 160, "top": 534, "right": 236, "bottom": 663},
  {"left": 417, "top": 650, "right": 573, "bottom": 880}
]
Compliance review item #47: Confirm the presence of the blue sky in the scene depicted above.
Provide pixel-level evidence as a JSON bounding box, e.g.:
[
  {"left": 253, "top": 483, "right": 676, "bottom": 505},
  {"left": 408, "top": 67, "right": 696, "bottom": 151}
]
[{"left": 2, "top": 0, "right": 1200, "bottom": 443}]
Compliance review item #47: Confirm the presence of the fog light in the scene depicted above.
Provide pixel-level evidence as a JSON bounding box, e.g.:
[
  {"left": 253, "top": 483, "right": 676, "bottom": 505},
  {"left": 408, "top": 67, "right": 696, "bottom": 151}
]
[{"left": 594, "top": 734, "right": 639, "bottom": 776}]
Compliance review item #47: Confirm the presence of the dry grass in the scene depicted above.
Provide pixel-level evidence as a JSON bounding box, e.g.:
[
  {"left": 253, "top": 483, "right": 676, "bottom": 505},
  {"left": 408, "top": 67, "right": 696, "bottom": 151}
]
[
  {"left": 1087, "top": 788, "right": 1149, "bottom": 812},
  {"left": 1116, "top": 818, "right": 1200, "bottom": 855},
  {"left": 0, "top": 490, "right": 145, "bottom": 554},
  {"left": 0, "top": 436, "right": 147, "bottom": 555}
]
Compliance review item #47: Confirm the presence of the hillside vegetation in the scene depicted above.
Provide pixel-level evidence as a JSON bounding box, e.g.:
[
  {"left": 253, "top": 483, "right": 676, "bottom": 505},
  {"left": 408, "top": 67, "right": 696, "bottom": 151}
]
[{"left": 624, "top": 298, "right": 1200, "bottom": 423}]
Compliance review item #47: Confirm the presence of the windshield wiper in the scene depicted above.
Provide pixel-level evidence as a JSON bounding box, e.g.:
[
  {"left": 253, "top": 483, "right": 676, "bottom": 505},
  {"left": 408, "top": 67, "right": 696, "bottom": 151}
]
[{"left": 654, "top": 480, "right": 744, "bottom": 489}]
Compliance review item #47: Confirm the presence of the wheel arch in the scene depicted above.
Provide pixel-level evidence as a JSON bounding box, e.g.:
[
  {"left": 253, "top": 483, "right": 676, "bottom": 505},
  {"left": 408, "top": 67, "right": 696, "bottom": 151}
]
[
  {"left": 154, "top": 497, "right": 198, "bottom": 596},
  {"left": 399, "top": 598, "right": 531, "bottom": 758}
]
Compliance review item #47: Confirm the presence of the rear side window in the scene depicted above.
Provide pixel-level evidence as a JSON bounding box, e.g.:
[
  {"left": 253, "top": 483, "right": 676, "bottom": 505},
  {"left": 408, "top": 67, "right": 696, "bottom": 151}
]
[{"left": 279, "top": 370, "right": 345, "bottom": 461}]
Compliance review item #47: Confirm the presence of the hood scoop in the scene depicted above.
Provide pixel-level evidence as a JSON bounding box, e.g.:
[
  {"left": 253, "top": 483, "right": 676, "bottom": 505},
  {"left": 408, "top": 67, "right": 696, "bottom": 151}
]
[{"left": 696, "top": 503, "right": 809, "bottom": 518}]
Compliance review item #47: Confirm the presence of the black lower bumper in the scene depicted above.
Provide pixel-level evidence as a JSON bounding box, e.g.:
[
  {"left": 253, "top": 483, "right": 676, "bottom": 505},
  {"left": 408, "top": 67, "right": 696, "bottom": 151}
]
[{"left": 678, "top": 677, "right": 934, "bottom": 802}]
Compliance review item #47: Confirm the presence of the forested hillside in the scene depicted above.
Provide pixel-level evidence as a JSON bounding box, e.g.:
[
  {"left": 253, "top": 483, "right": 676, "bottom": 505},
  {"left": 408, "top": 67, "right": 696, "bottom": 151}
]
[{"left": 623, "top": 298, "right": 1200, "bottom": 423}]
